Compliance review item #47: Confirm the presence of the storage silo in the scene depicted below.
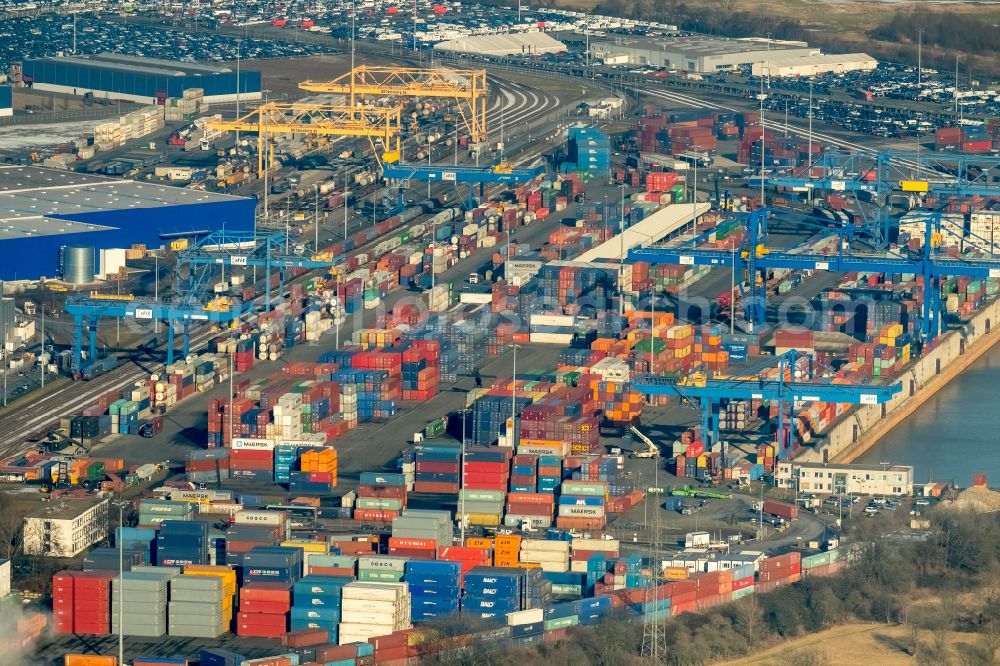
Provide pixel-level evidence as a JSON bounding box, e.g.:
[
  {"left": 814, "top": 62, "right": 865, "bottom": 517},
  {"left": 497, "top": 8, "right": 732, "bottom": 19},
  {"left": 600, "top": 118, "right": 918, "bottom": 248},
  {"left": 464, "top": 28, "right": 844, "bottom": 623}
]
[{"left": 61, "top": 244, "right": 95, "bottom": 284}]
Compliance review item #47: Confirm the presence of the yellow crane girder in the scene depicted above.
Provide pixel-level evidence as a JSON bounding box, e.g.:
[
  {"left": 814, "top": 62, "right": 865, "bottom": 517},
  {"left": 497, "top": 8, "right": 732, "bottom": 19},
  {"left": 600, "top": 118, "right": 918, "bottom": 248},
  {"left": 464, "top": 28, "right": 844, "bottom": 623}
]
[
  {"left": 206, "top": 102, "right": 403, "bottom": 176},
  {"left": 299, "top": 65, "right": 488, "bottom": 144}
]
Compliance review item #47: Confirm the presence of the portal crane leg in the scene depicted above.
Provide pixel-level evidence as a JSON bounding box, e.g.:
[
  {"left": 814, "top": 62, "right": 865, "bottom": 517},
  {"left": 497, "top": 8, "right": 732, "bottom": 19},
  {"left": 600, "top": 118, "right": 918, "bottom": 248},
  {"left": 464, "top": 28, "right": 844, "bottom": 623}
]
[
  {"left": 88, "top": 320, "right": 97, "bottom": 365},
  {"left": 72, "top": 315, "right": 84, "bottom": 372},
  {"left": 182, "top": 321, "right": 191, "bottom": 360},
  {"left": 700, "top": 398, "right": 721, "bottom": 447},
  {"left": 167, "top": 321, "right": 176, "bottom": 366}
]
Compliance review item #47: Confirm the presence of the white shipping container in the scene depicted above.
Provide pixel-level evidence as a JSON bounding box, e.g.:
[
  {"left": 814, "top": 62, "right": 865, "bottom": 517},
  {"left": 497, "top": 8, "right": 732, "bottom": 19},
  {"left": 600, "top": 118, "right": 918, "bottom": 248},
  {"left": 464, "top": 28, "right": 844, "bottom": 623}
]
[
  {"left": 557, "top": 505, "right": 606, "bottom": 517},
  {"left": 234, "top": 510, "right": 288, "bottom": 526},
  {"left": 528, "top": 332, "right": 575, "bottom": 344},
  {"left": 506, "top": 608, "right": 544, "bottom": 626},
  {"left": 357, "top": 556, "right": 408, "bottom": 572},
  {"left": 342, "top": 581, "right": 409, "bottom": 601},
  {"left": 519, "top": 539, "right": 570, "bottom": 553},
  {"left": 231, "top": 438, "right": 277, "bottom": 450},
  {"left": 529, "top": 314, "right": 576, "bottom": 327},
  {"left": 571, "top": 538, "right": 620, "bottom": 553}
]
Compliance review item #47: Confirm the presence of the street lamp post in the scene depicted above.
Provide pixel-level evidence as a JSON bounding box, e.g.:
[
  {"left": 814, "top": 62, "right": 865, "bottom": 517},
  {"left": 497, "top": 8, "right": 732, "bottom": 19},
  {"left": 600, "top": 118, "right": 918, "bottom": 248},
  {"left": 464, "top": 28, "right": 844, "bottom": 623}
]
[
  {"left": 510, "top": 344, "right": 520, "bottom": 447},
  {"left": 460, "top": 407, "right": 468, "bottom": 542}
]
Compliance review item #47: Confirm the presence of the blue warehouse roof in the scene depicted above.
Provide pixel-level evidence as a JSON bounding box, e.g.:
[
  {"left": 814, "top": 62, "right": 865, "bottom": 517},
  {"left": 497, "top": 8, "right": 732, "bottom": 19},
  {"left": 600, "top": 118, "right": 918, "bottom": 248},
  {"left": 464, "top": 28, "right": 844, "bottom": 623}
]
[{"left": 0, "top": 166, "right": 255, "bottom": 280}]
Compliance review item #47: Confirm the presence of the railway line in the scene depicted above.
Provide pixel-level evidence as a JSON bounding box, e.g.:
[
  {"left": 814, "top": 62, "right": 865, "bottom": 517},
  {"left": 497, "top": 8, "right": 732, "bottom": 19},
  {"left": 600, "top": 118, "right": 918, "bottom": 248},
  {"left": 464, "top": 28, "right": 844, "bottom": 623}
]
[{"left": 0, "top": 74, "right": 567, "bottom": 455}]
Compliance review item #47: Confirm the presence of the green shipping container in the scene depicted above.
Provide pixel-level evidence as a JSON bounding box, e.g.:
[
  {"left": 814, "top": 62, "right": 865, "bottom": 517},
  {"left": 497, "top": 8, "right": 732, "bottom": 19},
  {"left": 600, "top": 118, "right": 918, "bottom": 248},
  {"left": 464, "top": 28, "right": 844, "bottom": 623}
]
[
  {"left": 357, "top": 569, "right": 405, "bottom": 582},
  {"left": 544, "top": 615, "right": 579, "bottom": 631}
]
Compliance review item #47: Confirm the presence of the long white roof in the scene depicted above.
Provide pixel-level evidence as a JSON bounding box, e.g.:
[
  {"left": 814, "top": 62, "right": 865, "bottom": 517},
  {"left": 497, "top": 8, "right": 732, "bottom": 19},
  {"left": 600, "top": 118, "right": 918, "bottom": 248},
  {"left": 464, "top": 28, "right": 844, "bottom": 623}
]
[{"left": 433, "top": 31, "right": 566, "bottom": 56}]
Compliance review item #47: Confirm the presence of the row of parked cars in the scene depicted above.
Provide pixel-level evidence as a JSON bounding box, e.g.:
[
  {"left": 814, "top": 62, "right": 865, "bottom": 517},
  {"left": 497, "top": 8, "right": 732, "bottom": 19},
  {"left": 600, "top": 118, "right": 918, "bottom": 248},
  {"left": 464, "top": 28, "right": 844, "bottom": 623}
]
[{"left": 0, "top": 13, "right": 335, "bottom": 71}]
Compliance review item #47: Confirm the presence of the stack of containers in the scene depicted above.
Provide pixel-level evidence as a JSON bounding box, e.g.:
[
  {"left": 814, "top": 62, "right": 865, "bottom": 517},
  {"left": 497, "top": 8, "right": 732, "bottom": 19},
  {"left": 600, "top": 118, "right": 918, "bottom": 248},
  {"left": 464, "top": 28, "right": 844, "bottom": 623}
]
[
  {"left": 557, "top": 480, "right": 608, "bottom": 530},
  {"left": 756, "top": 552, "right": 801, "bottom": 592},
  {"left": 354, "top": 471, "right": 407, "bottom": 522},
  {"left": 389, "top": 510, "right": 452, "bottom": 559},
  {"left": 82, "top": 548, "right": 148, "bottom": 573},
  {"left": 242, "top": 546, "right": 302, "bottom": 585},
  {"left": 137, "top": 499, "right": 194, "bottom": 528},
  {"left": 494, "top": 535, "right": 521, "bottom": 567},
  {"left": 229, "top": 438, "right": 275, "bottom": 481},
  {"left": 509, "top": 454, "right": 538, "bottom": 492},
  {"left": 694, "top": 570, "right": 734, "bottom": 611},
  {"left": 519, "top": 539, "right": 570, "bottom": 573},
  {"left": 462, "top": 566, "right": 523, "bottom": 621},
  {"left": 156, "top": 520, "right": 209, "bottom": 566},
  {"left": 290, "top": 574, "right": 353, "bottom": 633},
  {"left": 400, "top": 343, "right": 441, "bottom": 401},
  {"left": 111, "top": 569, "right": 177, "bottom": 637},
  {"left": 358, "top": 555, "right": 408, "bottom": 583},
  {"left": 167, "top": 574, "right": 230, "bottom": 637},
  {"left": 471, "top": 395, "right": 532, "bottom": 446},
  {"left": 590, "top": 378, "right": 643, "bottom": 427},
  {"left": 459, "top": 488, "right": 505, "bottom": 528},
  {"left": 504, "top": 492, "right": 555, "bottom": 530},
  {"left": 186, "top": 449, "right": 231, "bottom": 484},
  {"left": 290, "top": 447, "right": 338, "bottom": 493},
  {"left": 523, "top": 567, "right": 553, "bottom": 610},
  {"left": 306, "top": 553, "right": 357, "bottom": 577},
  {"left": 225, "top": 524, "right": 281, "bottom": 562},
  {"left": 438, "top": 545, "right": 492, "bottom": 585},
  {"left": 414, "top": 444, "right": 461, "bottom": 493},
  {"left": 53, "top": 571, "right": 115, "bottom": 635},
  {"left": 237, "top": 581, "right": 291, "bottom": 637},
  {"left": 537, "top": 455, "right": 562, "bottom": 494},
  {"left": 404, "top": 559, "right": 461, "bottom": 622},
  {"left": 116, "top": 527, "right": 157, "bottom": 564},
  {"left": 462, "top": 449, "right": 511, "bottom": 524},
  {"left": 332, "top": 369, "right": 398, "bottom": 420},
  {"left": 338, "top": 581, "right": 412, "bottom": 644}
]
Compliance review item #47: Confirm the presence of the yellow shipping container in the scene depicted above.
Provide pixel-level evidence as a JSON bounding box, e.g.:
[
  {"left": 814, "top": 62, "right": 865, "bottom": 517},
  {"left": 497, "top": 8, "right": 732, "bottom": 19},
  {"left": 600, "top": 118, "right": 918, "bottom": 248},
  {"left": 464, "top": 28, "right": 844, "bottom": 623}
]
[
  {"left": 466, "top": 513, "right": 501, "bottom": 527},
  {"left": 280, "top": 540, "right": 330, "bottom": 554},
  {"left": 663, "top": 566, "right": 690, "bottom": 581}
]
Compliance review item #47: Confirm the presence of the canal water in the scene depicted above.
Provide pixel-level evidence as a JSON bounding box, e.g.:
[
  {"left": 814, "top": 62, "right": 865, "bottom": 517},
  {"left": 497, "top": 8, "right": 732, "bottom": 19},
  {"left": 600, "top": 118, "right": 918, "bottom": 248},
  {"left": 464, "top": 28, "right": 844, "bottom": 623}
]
[{"left": 857, "top": 344, "right": 1000, "bottom": 486}]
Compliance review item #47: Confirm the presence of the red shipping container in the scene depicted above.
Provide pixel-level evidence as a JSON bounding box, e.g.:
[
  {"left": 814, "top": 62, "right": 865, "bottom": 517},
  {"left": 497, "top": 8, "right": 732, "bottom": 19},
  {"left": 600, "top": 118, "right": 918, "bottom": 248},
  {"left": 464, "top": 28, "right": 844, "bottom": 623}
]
[{"left": 240, "top": 582, "right": 292, "bottom": 604}]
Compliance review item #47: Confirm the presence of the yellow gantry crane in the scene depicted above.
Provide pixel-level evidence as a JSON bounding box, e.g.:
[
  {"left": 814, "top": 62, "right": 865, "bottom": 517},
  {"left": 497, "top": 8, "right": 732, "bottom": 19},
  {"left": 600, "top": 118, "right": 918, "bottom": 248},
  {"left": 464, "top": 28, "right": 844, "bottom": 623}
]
[
  {"left": 299, "top": 65, "right": 488, "bottom": 146},
  {"left": 207, "top": 102, "right": 403, "bottom": 176}
]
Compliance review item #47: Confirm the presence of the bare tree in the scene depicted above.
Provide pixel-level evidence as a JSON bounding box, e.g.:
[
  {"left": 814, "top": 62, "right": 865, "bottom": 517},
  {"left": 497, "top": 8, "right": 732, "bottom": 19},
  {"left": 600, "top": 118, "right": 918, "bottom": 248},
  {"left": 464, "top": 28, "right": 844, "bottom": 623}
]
[{"left": 734, "top": 595, "right": 765, "bottom": 654}]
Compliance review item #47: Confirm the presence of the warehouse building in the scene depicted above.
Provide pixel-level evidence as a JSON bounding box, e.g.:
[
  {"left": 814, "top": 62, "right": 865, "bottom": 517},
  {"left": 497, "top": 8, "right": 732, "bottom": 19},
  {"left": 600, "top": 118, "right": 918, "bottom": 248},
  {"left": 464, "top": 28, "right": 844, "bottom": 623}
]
[
  {"left": 434, "top": 32, "right": 566, "bottom": 57},
  {"left": 23, "top": 497, "right": 109, "bottom": 558},
  {"left": 592, "top": 36, "right": 818, "bottom": 73},
  {"left": 751, "top": 53, "right": 877, "bottom": 78},
  {"left": 774, "top": 461, "right": 914, "bottom": 497},
  {"left": 0, "top": 86, "right": 11, "bottom": 118},
  {"left": 21, "top": 54, "right": 262, "bottom": 104},
  {"left": 0, "top": 166, "right": 255, "bottom": 282}
]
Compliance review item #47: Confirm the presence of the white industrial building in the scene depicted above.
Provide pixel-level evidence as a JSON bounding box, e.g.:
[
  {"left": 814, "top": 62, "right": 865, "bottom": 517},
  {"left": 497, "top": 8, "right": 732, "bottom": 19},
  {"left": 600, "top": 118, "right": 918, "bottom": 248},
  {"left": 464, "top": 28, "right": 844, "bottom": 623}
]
[
  {"left": 591, "top": 36, "right": 817, "bottom": 73},
  {"left": 774, "top": 462, "right": 914, "bottom": 497},
  {"left": 23, "top": 497, "right": 110, "bottom": 557},
  {"left": 434, "top": 32, "right": 566, "bottom": 57},
  {"left": 752, "top": 53, "right": 877, "bottom": 78}
]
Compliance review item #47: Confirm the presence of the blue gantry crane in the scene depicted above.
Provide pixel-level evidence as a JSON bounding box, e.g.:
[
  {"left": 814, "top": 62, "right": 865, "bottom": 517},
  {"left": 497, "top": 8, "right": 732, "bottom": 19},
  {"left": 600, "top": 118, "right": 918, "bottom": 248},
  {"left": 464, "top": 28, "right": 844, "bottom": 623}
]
[
  {"left": 382, "top": 162, "right": 544, "bottom": 209},
  {"left": 629, "top": 207, "right": 1000, "bottom": 341},
  {"left": 761, "top": 149, "right": 1000, "bottom": 246},
  {"left": 631, "top": 350, "right": 902, "bottom": 459},
  {"left": 177, "top": 230, "right": 341, "bottom": 312},
  {"left": 65, "top": 292, "right": 251, "bottom": 371}
]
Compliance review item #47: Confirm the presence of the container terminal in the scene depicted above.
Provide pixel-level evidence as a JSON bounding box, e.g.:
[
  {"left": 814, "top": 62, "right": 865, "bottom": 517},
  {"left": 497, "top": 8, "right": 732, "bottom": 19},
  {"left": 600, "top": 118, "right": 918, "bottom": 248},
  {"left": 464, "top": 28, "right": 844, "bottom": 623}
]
[{"left": 0, "top": 5, "right": 995, "bottom": 665}]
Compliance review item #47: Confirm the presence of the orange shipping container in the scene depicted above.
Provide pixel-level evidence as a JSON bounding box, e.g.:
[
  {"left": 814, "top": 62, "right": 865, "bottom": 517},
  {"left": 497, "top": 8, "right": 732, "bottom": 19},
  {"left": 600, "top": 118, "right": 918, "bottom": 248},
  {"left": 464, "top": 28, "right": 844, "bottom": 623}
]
[{"left": 65, "top": 657, "right": 117, "bottom": 666}]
